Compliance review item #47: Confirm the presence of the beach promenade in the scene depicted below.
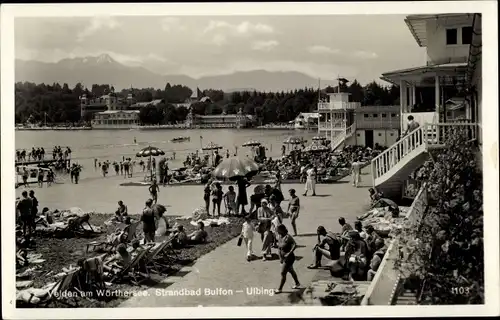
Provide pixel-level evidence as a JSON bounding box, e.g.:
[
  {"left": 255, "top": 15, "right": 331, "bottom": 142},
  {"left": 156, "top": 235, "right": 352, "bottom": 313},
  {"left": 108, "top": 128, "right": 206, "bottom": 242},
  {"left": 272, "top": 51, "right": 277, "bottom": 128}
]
[
  {"left": 120, "top": 171, "right": 372, "bottom": 307},
  {"left": 15, "top": 166, "right": 372, "bottom": 307}
]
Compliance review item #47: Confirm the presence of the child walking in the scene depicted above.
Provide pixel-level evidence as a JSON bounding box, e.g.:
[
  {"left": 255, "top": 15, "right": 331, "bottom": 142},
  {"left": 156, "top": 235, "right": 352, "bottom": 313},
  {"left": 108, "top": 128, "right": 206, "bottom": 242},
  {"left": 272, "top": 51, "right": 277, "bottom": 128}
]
[{"left": 241, "top": 215, "right": 255, "bottom": 261}]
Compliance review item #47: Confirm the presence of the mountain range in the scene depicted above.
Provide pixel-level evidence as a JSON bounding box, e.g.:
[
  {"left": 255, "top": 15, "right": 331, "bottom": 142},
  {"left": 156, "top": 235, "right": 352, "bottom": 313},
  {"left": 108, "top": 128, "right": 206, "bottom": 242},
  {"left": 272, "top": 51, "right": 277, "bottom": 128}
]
[{"left": 15, "top": 54, "right": 339, "bottom": 92}]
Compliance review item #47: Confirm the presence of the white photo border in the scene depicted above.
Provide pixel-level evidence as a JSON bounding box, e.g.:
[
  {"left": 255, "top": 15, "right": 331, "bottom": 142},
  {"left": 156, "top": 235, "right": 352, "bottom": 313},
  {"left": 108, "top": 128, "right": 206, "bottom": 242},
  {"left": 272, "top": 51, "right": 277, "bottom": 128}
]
[{"left": 1, "top": 1, "right": 498, "bottom": 319}]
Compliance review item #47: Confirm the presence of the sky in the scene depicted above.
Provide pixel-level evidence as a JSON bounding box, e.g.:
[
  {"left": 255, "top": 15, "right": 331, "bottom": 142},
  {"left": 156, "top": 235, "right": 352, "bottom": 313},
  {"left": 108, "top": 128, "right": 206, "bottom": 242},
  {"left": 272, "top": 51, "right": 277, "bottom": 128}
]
[{"left": 14, "top": 15, "right": 427, "bottom": 84}]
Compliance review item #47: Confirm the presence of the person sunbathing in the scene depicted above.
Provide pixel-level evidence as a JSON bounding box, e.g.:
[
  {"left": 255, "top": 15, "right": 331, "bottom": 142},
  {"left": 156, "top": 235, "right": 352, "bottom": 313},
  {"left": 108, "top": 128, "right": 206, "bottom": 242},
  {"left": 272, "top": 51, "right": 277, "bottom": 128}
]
[
  {"left": 128, "top": 239, "right": 145, "bottom": 257},
  {"left": 104, "top": 244, "right": 131, "bottom": 271},
  {"left": 307, "top": 226, "right": 342, "bottom": 269},
  {"left": 344, "top": 231, "right": 369, "bottom": 281},
  {"left": 172, "top": 225, "right": 188, "bottom": 248},
  {"left": 187, "top": 222, "right": 208, "bottom": 244},
  {"left": 115, "top": 200, "right": 128, "bottom": 222},
  {"left": 367, "top": 238, "right": 386, "bottom": 281}
]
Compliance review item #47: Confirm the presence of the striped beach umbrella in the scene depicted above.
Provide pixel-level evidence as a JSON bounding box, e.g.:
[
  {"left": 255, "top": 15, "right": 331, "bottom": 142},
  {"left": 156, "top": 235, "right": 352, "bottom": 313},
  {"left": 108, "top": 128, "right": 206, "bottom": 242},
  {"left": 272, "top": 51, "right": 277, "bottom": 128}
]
[
  {"left": 202, "top": 142, "right": 223, "bottom": 151},
  {"left": 136, "top": 146, "right": 165, "bottom": 181},
  {"left": 304, "top": 143, "right": 330, "bottom": 153},
  {"left": 242, "top": 140, "right": 261, "bottom": 147},
  {"left": 283, "top": 136, "right": 306, "bottom": 145},
  {"left": 212, "top": 156, "right": 259, "bottom": 180},
  {"left": 136, "top": 146, "right": 165, "bottom": 157}
]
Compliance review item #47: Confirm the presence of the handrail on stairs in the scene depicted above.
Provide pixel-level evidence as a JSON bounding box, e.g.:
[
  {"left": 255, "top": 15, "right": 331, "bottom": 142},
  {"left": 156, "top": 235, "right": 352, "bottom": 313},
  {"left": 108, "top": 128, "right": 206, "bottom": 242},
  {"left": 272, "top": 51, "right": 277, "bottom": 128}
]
[
  {"left": 331, "top": 123, "right": 356, "bottom": 151},
  {"left": 371, "top": 122, "right": 478, "bottom": 182}
]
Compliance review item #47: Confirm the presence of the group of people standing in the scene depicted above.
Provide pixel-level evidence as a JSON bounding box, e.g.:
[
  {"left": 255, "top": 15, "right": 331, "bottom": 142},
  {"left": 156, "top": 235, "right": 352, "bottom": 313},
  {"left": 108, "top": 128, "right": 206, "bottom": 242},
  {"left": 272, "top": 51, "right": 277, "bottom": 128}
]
[
  {"left": 237, "top": 186, "right": 302, "bottom": 294},
  {"left": 16, "top": 190, "right": 39, "bottom": 238}
]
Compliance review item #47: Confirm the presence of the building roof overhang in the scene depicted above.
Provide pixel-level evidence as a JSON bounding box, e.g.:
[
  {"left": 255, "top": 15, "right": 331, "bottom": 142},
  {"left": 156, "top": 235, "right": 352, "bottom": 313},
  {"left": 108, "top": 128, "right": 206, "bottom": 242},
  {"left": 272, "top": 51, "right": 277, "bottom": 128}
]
[
  {"left": 465, "top": 14, "right": 482, "bottom": 89},
  {"left": 380, "top": 62, "right": 468, "bottom": 85},
  {"left": 405, "top": 14, "right": 475, "bottom": 47}
]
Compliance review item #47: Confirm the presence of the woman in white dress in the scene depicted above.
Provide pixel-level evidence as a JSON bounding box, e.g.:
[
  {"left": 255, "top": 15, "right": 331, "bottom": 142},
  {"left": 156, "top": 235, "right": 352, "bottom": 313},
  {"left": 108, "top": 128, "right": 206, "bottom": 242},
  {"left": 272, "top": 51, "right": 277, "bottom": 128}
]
[{"left": 303, "top": 165, "right": 316, "bottom": 196}]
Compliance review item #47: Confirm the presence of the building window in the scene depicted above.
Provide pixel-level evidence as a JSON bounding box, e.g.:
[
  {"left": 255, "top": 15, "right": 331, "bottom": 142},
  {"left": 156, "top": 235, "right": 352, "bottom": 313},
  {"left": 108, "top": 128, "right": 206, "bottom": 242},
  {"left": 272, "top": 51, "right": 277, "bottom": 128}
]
[
  {"left": 446, "top": 28, "right": 458, "bottom": 45},
  {"left": 381, "top": 113, "right": 387, "bottom": 118},
  {"left": 378, "top": 133, "right": 382, "bottom": 137},
  {"left": 373, "top": 114, "right": 379, "bottom": 118},
  {"left": 390, "top": 133, "right": 394, "bottom": 136},
  {"left": 357, "top": 133, "right": 360, "bottom": 137},
  {"left": 391, "top": 113, "right": 397, "bottom": 117},
  {"left": 462, "top": 26, "right": 473, "bottom": 45},
  {"left": 363, "top": 114, "right": 369, "bottom": 118}
]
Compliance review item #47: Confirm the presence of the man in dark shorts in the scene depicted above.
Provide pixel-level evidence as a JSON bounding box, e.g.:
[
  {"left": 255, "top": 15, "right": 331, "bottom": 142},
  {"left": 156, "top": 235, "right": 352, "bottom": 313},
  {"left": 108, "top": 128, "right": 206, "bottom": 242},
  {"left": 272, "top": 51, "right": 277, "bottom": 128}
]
[
  {"left": 17, "top": 191, "right": 34, "bottom": 238},
  {"left": 308, "top": 226, "right": 342, "bottom": 269},
  {"left": 148, "top": 179, "right": 160, "bottom": 204},
  {"left": 141, "top": 199, "right": 156, "bottom": 243},
  {"left": 29, "top": 190, "right": 39, "bottom": 232}
]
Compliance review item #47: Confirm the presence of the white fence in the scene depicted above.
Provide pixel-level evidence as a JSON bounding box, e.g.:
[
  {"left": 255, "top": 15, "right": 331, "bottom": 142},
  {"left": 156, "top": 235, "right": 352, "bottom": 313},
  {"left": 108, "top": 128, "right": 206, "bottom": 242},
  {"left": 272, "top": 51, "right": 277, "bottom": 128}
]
[{"left": 361, "top": 184, "right": 428, "bottom": 305}]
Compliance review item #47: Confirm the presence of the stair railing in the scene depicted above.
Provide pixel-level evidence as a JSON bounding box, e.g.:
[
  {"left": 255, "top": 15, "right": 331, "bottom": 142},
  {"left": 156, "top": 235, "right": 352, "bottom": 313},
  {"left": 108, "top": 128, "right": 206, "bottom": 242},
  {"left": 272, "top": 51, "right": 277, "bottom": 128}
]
[
  {"left": 371, "top": 125, "right": 425, "bottom": 181},
  {"left": 371, "top": 122, "right": 478, "bottom": 183}
]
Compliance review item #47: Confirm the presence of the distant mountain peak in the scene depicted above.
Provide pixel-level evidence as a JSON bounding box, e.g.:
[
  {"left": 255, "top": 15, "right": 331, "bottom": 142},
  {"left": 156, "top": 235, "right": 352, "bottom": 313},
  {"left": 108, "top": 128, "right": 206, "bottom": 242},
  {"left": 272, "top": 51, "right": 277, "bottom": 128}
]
[{"left": 96, "top": 53, "right": 114, "bottom": 64}]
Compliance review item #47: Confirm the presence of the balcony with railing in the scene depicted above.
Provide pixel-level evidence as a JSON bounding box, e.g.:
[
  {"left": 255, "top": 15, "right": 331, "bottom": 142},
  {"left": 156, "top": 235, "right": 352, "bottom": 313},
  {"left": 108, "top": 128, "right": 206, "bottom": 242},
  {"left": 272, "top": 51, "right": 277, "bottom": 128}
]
[
  {"left": 318, "top": 118, "right": 346, "bottom": 130},
  {"left": 317, "top": 101, "right": 360, "bottom": 111}
]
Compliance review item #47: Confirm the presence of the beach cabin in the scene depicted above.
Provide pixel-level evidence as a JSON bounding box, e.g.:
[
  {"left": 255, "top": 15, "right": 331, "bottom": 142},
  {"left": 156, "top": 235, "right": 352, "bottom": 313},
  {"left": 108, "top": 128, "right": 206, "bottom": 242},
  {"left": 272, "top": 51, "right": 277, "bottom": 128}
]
[{"left": 371, "top": 13, "right": 482, "bottom": 200}]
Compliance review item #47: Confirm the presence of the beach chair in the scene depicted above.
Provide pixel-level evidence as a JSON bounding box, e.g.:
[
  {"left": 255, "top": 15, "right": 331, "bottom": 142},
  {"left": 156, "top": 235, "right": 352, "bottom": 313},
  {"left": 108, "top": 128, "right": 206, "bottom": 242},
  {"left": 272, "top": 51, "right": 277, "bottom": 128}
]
[
  {"left": 110, "top": 248, "right": 150, "bottom": 285},
  {"left": 34, "top": 270, "right": 81, "bottom": 307},
  {"left": 86, "top": 221, "right": 140, "bottom": 253},
  {"left": 55, "top": 214, "right": 94, "bottom": 237},
  {"left": 144, "top": 237, "right": 176, "bottom": 274},
  {"left": 78, "top": 253, "right": 108, "bottom": 293}
]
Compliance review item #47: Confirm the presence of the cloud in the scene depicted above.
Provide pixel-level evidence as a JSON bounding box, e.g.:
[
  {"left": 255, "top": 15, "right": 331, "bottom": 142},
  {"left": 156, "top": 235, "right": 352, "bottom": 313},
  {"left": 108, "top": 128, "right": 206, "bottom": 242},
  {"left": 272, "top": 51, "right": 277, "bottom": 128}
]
[
  {"left": 212, "top": 34, "right": 227, "bottom": 46},
  {"left": 77, "top": 16, "right": 121, "bottom": 42},
  {"left": 353, "top": 50, "right": 378, "bottom": 59},
  {"left": 251, "top": 40, "right": 279, "bottom": 52},
  {"left": 307, "top": 45, "right": 341, "bottom": 55},
  {"left": 160, "top": 17, "right": 185, "bottom": 32},
  {"left": 203, "top": 20, "right": 274, "bottom": 36}
]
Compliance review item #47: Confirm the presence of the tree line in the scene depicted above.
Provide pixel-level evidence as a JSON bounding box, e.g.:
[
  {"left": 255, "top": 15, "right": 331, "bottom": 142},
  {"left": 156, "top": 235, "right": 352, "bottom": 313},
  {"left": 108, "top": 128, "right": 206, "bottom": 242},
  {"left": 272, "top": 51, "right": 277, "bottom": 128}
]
[{"left": 15, "top": 80, "right": 402, "bottom": 126}]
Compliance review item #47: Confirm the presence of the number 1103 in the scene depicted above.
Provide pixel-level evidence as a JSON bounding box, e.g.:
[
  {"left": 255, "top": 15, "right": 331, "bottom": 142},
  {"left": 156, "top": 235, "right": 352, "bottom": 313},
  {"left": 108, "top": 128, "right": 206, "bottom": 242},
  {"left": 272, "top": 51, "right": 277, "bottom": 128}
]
[{"left": 451, "top": 287, "right": 470, "bottom": 295}]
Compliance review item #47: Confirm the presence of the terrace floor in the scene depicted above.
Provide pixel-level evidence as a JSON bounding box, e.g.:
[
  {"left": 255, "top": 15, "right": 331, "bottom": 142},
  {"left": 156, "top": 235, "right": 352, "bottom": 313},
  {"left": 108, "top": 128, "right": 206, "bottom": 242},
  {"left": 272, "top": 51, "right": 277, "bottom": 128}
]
[{"left": 119, "top": 169, "right": 372, "bottom": 307}]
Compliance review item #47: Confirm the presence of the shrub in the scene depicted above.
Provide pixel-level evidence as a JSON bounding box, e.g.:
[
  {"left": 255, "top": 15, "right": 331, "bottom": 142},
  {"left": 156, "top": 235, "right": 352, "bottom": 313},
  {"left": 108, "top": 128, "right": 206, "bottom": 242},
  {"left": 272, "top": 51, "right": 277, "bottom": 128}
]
[{"left": 395, "top": 127, "right": 483, "bottom": 304}]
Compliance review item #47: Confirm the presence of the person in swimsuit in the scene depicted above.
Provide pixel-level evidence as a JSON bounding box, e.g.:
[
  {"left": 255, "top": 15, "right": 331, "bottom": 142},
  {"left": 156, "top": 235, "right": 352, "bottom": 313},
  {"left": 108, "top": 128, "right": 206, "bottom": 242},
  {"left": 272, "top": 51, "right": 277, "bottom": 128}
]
[
  {"left": 203, "top": 181, "right": 212, "bottom": 214},
  {"left": 236, "top": 177, "right": 251, "bottom": 216},
  {"left": 141, "top": 199, "right": 156, "bottom": 244},
  {"left": 275, "top": 224, "right": 301, "bottom": 293},
  {"left": 286, "top": 189, "right": 301, "bottom": 236},
  {"left": 148, "top": 179, "right": 160, "bottom": 204},
  {"left": 37, "top": 169, "right": 45, "bottom": 187}
]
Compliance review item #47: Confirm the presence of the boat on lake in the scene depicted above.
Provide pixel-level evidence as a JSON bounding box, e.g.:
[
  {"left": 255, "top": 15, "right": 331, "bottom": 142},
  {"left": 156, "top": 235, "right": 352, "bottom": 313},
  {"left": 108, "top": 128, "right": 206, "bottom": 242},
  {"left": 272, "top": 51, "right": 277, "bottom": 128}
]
[{"left": 171, "top": 136, "right": 191, "bottom": 143}]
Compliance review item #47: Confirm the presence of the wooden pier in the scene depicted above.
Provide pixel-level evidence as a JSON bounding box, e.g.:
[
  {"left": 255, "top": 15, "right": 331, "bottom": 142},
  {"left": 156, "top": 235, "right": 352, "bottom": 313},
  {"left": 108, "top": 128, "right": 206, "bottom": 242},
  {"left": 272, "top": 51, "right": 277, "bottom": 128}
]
[{"left": 15, "top": 158, "right": 71, "bottom": 168}]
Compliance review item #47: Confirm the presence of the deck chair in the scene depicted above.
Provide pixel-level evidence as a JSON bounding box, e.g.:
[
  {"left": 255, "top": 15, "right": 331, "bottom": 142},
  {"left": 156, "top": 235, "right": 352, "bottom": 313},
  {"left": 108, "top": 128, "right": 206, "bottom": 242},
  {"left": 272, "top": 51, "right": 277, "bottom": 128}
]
[
  {"left": 144, "top": 237, "right": 176, "bottom": 274},
  {"left": 78, "top": 253, "right": 108, "bottom": 293},
  {"left": 87, "top": 221, "right": 140, "bottom": 253},
  {"left": 110, "top": 249, "right": 150, "bottom": 285},
  {"left": 34, "top": 270, "right": 81, "bottom": 307},
  {"left": 55, "top": 214, "right": 94, "bottom": 237}
]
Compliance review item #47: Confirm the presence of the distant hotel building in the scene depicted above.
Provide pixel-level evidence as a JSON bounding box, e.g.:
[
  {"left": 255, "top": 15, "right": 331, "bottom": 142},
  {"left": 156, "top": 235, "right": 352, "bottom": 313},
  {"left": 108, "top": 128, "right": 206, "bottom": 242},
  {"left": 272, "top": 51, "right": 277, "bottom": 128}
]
[
  {"left": 87, "top": 91, "right": 141, "bottom": 129},
  {"left": 185, "top": 108, "right": 254, "bottom": 129}
]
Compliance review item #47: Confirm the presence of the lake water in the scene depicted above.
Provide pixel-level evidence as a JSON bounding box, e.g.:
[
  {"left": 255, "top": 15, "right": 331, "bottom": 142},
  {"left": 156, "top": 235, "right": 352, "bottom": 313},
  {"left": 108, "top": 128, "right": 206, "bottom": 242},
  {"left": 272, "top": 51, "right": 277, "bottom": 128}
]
[{"left": 16, "top": 128, "right": 319, "bottom": 181}]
